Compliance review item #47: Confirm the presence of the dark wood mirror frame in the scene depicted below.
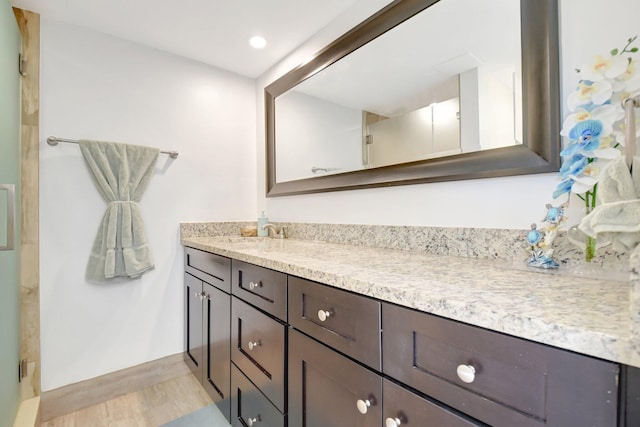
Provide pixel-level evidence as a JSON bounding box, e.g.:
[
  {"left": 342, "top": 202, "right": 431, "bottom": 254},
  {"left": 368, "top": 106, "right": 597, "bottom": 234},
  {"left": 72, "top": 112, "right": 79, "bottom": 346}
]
[{"left": 265, "top": 0, "right": 560, "bottom": 197}]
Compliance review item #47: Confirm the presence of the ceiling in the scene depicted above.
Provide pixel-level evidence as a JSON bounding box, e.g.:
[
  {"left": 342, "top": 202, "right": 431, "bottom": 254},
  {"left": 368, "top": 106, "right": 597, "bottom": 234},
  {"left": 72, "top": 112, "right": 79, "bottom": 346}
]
[{"left": 10, "top": 0, "right": 361, "bottom": 78}]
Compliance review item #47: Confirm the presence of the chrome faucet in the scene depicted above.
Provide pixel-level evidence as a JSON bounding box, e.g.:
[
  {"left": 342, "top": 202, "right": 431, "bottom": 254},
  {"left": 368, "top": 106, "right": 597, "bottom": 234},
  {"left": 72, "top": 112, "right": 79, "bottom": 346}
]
[{"left": 261, "top": 223, "right": 287, "bottom": 239}]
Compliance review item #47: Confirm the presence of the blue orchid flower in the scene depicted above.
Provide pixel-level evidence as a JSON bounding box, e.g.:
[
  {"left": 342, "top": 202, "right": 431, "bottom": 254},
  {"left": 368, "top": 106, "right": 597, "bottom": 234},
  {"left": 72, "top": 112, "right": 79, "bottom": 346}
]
[
  {"left": 553, "top": 178, "right": 574, "bottom": 199},
  {"left": 558, "top": 154, "right": 589, "bottom": 179},
  {"left": 560, "top": 119, "right": 603, "bottom": 158}
]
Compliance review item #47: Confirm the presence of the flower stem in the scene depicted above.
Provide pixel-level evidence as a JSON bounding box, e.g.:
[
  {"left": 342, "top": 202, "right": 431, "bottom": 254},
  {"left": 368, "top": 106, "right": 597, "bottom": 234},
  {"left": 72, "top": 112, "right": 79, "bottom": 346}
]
[
  {"left": 585, "top": 236, "right": 596, "bottom": 262},
  {"left": 620, "top": 35, "right": 638, "bottom": 55},
  {"left": 584, "top": 186, "right": 598, "bottom": 262}
]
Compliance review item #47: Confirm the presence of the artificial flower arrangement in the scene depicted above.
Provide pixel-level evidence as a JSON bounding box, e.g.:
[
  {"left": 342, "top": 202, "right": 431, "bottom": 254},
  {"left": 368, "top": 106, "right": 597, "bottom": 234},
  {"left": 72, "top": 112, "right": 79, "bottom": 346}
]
[{"left": 527, "top": 36, "right": 639, "bottom": 267}]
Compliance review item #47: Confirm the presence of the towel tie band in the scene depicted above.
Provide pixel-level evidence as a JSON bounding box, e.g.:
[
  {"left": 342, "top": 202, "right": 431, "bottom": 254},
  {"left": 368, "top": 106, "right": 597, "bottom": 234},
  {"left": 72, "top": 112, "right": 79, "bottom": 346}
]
[{"left": 108, "top": 201, "right": 140, "bottom": 205}]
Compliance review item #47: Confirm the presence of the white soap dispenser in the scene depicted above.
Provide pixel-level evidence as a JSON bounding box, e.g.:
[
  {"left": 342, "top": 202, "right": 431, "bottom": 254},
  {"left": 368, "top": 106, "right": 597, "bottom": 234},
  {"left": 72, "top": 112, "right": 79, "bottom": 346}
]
[{"left": 257, "top": 211, "right": 269, "bottom": 237}]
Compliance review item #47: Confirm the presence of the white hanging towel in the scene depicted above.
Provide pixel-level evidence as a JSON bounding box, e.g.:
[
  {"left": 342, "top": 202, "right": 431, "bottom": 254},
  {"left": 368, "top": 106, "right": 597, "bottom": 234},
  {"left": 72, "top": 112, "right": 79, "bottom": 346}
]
[
  {"left": 579, "top": 155, "right": 640, "bottom": 252},
  {"left": 79, "top": 140, "right": 159, "bottom": 280}
]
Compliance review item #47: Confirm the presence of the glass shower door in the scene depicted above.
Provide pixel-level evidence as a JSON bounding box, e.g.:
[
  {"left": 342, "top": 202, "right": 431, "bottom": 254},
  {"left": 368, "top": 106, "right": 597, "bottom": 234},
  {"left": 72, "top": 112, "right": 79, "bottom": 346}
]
[{"left": 0, "top": 0, "right": 22, "bottom": 426}]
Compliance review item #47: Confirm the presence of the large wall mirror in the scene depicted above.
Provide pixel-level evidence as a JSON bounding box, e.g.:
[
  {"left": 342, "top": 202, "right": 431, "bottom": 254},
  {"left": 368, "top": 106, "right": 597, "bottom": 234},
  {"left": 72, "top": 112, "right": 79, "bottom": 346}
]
[{"left": 265, "top": 0, "right": 560, "bottom": 197}]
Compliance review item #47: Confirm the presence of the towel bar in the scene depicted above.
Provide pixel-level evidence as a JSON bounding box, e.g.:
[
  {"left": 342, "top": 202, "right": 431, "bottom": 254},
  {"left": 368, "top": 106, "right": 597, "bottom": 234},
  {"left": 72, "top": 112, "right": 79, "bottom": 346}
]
[{"left": 46, "top": 136, "right": 179, "bottom": 159}]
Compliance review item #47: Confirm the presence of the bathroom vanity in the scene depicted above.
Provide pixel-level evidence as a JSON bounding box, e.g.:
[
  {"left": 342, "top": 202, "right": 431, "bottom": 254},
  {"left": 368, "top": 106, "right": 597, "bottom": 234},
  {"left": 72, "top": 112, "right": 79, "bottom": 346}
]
[{"left": 182, "top": 234, "right": 639, "bottom": 427}]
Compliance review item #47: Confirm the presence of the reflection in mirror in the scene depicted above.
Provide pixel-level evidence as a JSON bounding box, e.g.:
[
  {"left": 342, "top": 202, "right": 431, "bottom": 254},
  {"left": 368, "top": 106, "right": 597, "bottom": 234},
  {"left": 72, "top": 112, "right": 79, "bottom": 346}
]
[
  {"left": 266, "top": 0, "right": 559, "bottom": 196},
  {"left": 275, "top": 0, "right": 523, "bottom": 183}
]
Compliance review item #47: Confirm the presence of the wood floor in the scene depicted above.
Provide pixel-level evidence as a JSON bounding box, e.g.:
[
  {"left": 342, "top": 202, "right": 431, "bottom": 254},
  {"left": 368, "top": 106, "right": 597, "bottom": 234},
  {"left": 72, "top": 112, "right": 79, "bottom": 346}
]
[{"left": 40, "top": 373, "right": 213, "bottom": 427}]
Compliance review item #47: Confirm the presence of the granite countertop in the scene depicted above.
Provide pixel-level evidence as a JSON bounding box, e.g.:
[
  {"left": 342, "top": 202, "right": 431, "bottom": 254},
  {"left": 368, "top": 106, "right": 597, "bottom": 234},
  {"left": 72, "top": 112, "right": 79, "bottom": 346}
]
[{"left": 182, "top": 235, "right": 639, "bottom": 368}]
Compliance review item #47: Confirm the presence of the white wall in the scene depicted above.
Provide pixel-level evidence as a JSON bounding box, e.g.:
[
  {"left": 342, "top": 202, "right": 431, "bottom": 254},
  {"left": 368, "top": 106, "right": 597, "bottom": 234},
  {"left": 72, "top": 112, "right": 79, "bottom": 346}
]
[
  {"left": 256, "top": 0, "right": 640, "bottom": 229},
  {"left": 39, "top": 21, "right": 256, "bottom": 391},
  {"left": 276, "top": 90, "right": 362, "bottom": 182}
]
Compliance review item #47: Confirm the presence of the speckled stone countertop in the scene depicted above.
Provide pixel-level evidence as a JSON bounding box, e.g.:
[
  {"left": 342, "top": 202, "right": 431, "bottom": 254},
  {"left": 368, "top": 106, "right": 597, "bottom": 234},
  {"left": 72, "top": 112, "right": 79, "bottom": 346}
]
[{"left": 181, "top": 234, "right": 639, "bottom": 368}]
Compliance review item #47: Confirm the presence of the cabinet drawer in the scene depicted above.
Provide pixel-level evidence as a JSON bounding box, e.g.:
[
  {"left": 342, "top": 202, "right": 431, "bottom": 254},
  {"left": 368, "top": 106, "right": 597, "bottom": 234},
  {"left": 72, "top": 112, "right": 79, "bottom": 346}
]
[
  {"left": 289, "top": 276, "right": 381, "bottom": 370},
  {"left": 289, "top": 329, "right": 382, "bottom": 427},
  {"left": 231, "top": 296, "right": 286, "bottom": 411},
  {"left": 231, "top": 364, "right": 285, "bottom": 427},
  {"left": 382, "top": 303, "right": 619, "bottom": 427},
  {"left": 232, "top": 260, "right": 287, "bottom": 321},
  {"left": 184, "top": 247, "right": 231, "bottom": 293},
  {"left": 383, "top": 379, "right": 480, "bottom": 427}
]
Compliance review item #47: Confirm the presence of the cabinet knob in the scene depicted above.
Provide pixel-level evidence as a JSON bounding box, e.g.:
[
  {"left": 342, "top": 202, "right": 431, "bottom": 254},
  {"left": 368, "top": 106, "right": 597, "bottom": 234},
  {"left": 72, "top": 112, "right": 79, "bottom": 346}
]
[
  {"left": 248, "top": 340, "right": 262, "bottom": 351},
  {"left": 248, "top": 281, "right": 262, "bottom": 290},
  {"left": 385, "top": 417, "right": 402, "bottom": 427},
  {"left": 356, "top": 399, "right": 372, "bottom": 415},
  {"left": 456, "top": 364, "right": 476, "bottom": 383},
  {"left": 247, "top": 416, "right": 260, "bottom": 426},
  {"left": 317, "top": 309, "right": 331, "bottom": 322}
]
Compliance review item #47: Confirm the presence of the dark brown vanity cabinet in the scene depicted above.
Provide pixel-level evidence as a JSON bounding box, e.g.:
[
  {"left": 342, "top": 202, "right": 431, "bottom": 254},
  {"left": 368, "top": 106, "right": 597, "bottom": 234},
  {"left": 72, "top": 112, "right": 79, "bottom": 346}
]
[
  {"left": 184, "top": 247, "right": 638, "bottom": 427},
  {"left": 184, "top": 248, "right": 232, "bottom": 422}
]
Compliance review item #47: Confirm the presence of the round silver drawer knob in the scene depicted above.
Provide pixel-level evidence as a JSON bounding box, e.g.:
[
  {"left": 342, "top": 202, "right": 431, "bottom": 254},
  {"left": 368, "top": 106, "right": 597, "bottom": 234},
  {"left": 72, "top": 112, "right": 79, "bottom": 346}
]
[
  {"left": 356, "top": 399, "right": 371, "bottom": 415},
  {"left": 248, "top": 340, "right": 262, "bottom": 351},
  {"left": 386, "top": 417, "right": 402, "bottom": 427},
  {"left": 248, "top": 281, "right": 261, "bottom": 290},
  {"left": 317, "top": 309, "right": 331, "bottom": 322},
  {"left": 456, "top": 364, "right": 476, "bottom": 383},
  {"left": 247, "top": 416, "right": 260, "bottom": 426}
]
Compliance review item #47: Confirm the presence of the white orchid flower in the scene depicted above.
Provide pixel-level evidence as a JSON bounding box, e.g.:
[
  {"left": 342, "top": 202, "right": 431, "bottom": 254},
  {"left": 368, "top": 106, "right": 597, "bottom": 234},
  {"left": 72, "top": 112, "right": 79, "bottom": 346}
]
[
  {"left": 616, "top": 60, "right": 640, "bottom": 92},
  {"left": 580, "top": 55, "right": 629, "bottom": 81},
  {"left": 569, "top": 174, "right": 599, "bottom": 194},
  {"left": 583, "top": 147, "right": 622, "bottom": 159},
  {"left": 567, "top": 80, "right": 613, "bottom": 111},
  {"left": 561, "top": 104, "right": 620, "bottom": 137}
]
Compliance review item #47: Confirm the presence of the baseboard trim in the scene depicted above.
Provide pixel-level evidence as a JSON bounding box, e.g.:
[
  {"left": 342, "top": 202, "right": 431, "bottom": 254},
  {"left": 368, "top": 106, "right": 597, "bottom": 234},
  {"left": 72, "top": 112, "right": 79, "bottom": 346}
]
[
  {"left": 40, "top": 353, "right": 190, "bottom": 422},
  {"left": 12, "top": 396, "right": 40, "bottom": 427}
]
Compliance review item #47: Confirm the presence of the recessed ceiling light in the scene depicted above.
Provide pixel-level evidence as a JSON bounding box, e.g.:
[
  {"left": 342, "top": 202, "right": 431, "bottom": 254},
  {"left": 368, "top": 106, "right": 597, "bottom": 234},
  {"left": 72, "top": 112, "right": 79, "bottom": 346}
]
[{"left": 249, "top": 36, "right": 267, "bottom": 49}]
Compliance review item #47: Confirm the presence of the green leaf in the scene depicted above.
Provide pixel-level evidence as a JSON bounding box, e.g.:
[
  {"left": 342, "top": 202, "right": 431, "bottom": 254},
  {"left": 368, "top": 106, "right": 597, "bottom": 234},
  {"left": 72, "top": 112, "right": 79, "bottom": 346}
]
[
  {"left": 575, "top": 68, "right": 581, "bottom": 73},
  {"left": 632, "top": 47, "right": 639, "bottom": 52},
  {"left": 611, "top": 48, "right": 619, "bottom": 55}
]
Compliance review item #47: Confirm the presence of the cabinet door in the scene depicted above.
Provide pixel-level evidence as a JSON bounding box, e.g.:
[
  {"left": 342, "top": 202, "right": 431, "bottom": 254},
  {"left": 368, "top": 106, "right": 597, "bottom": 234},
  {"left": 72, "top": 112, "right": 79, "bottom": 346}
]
[
  {"left": 184, "top": 273, "right": 203, "bottom": 380},
  {"left": 203, "top": 282, "right": 231, "bottom": 422},
  {"left": 289, "top": 329, "right": 382, "bottom": 427},
  {"left": 383, "top": 379, "right": 480, "bottom": 427}
]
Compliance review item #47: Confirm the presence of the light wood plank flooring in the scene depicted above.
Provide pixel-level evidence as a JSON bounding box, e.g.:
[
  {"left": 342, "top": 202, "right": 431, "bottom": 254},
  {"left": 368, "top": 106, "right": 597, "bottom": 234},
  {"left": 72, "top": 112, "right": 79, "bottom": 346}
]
[{"left": 40, "top": 373, "right": 213, "bottom": 427}]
